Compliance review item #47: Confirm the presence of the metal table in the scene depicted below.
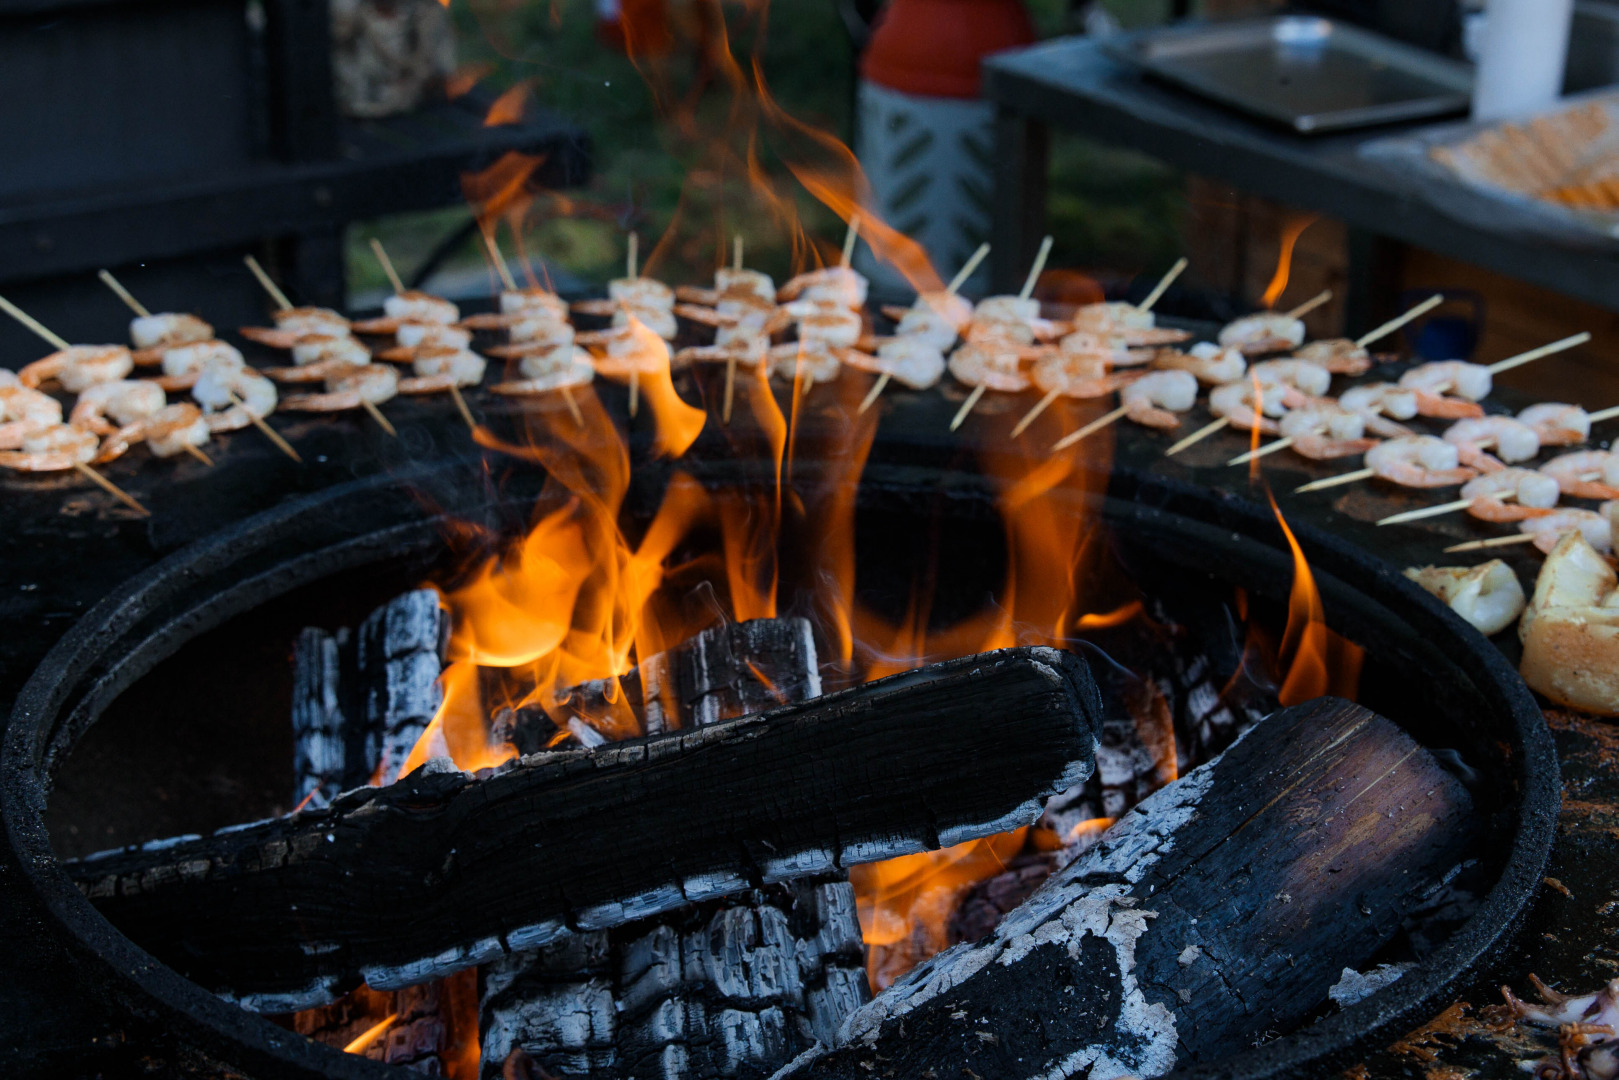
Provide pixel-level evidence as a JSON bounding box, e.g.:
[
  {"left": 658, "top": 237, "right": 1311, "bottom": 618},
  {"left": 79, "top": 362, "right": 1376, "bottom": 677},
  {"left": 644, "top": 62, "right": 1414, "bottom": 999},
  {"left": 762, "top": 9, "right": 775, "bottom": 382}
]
[{"left": 982, "top": 37, "right": 1619, "bottom": 323}]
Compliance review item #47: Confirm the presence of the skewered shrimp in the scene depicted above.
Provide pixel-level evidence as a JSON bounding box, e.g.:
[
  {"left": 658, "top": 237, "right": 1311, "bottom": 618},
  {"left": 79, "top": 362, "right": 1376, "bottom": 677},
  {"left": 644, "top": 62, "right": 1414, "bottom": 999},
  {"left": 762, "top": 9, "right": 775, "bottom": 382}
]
[
  {"left": 192, "top": 364, "right": 277, "bottom": 432},
  {"left": 0, "top": 423, "right": 99, "bottom": 471},
  {"left": 396, "top": 347, "right": 485, "bottom": 392},
  {"left": 778, "top": 265, "right": 867, "bottom": 308},
  {"left": 965, "top": 316, "right": 1035, "bottom": 347},
  {"left": 0, "top": 385, "right": 64, "bottom": 448},
  {"left": 1404, "top": 561, "right": 1526, "bottom": 636},
  {"left": 838, "top": 338, "right": 946, "bottom": 390},
  {"left": 1119, "top": 369, "right": 1197, "bottom": 429},
  {"left": 792, "top": 304, "right": 863, "bottom": 349},
  {"left": 0, "top": 369, "right": 15, "bottom": 388},
  {"left": 890, "top": 295, "right": 971, "bottom": 350},
  {"left": 1459, "top": 468, "right": 1561, "bottom": 522},
  {"left": 130, "top": 313, "right": 213, "bottom": 359},
  {"left": 396, "top": 323, "right": 471, "bottom": 350},
  {"left": 1443, "top": 415, "right": 1540, "bottom": 467},
  {"left": 611, "top": 303, "right": 678, "bottom": 341},
  {"left": 1030, "top": 351, "right": 1139, "bottom": 402},
  {"left": 1208, "top": 380, "right": 1303, "bottom": 434},
  {"left": 674, "top": 340, "right": 768, "bottom": 368},
  {"left": 267, "top": 336, "right": 371, "bottom": 382},
  {"left": 1249, "top": 358, "right": 1331, "bottom": 397},
  {"left": 1060, "top": 331, "right": 1151, "bottom": 367},
  {"left": 156, "top": 340, "right": 245, "bottom": 391},
  {"left": 19, "top": 346, "right": 133, "bottom": 393},
  {"left": 948, "top": 345, "right": 1028, "bottom": 392},
  {"left": 1336, "top": 382, "right": 1418, "bottom": 438},
  {"left": 1069, "top": 301, "right": 1190, "bottom": 345},
  {"left": 240, "top": 307, "right": 350, "bottom": 348},
  {"left": 384, "top": 291, "right": 459, "bottom": 325},
  {"left": 97, "top": 403, "right": 211, "bottom": 462},
  {"left": 715, "top": 267, "right": 775, "bottom": 305},
  {"left": 280, "top": 364, "right": 400, "bottom": 412},
  {"left": 68, "top": 380, "right": 163, "bottom": 435},
  {"left": 500, "top": 288, "right": 569, "bottom": 319},
  {"left": 1541, "top": 450, "right": 1619, "bottom": 500},
  {"left": 1277, "top": 402, "right": 1377, "bottom": 460},
  {"left": 483, "top": 318, "right": 577, "bottom": 359},
  {"left": 1520, "top": 508, "right": 1613, "bottom": 554},
  {"left": 608, "top": 277, "right": 675, "bottom": 311},
  {"left": 1293, "top": 337, "right": 1372, "bottom": 376},
  {"left": 1218, "top": 312, "right": 1304, "bottom": 355},
  {"left": 769, "top": 341, "right": 841, "bottom": 384},
  {"left": 491, "top": 346, "right": 597, "bottom": 396},
  {"left": 1153, "top": 341, "right": 1246, "bottom": 385},
  {"left": 1365, "top": 435, "right": 1477, "bottom": 488},
  {"left": 1398, "top": 361, "right": 1490, "bottom": 418},
  {"left": 1517, "top": 402, "right": 1592, "bottom": 446},
  {"left": 587, "top": 319, "right": 675, "bottom": 379}
]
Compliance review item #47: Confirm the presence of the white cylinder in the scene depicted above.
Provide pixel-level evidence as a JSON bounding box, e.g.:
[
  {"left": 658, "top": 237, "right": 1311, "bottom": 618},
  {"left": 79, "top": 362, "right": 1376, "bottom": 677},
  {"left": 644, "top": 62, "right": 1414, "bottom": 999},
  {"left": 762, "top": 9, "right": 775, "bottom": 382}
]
[{"left": 1471, "top": 0, "right": 1575, "bottom": 121}]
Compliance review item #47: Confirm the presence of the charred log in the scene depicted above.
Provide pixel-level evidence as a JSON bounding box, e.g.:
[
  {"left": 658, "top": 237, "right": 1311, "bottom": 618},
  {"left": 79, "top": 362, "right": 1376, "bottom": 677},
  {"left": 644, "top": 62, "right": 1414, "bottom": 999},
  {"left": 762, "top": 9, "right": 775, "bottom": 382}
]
[
  {"left": 70, "top": 646, "right": 1102, "bottom": 1011},
  {"left": 776, "top": 697, "right": 1476, "bottom": 1080},
  {"left": 484, "top": 618, "right": 861, "bottom": 1080},
  {"left": 290, "top": 627, "right": 350, "bottom": 809}
]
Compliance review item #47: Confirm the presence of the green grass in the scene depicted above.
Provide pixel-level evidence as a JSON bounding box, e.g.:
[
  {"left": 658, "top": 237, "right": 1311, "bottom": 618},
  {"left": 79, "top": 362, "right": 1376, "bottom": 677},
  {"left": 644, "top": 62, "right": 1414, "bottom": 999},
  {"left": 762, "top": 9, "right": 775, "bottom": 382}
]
[{"left": 349, "top": 0, "right": 1184, "bottom": 298}]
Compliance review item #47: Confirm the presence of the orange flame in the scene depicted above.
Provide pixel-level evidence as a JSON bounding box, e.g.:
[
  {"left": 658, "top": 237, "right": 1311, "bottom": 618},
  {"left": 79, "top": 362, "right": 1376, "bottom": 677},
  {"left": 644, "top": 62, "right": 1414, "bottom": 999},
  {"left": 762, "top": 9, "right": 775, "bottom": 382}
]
[
  {"left": 1266, "top": 488, "right": 1364, "bottom": 705},
  {"left": 482, "top": 83, "right": 530, "bottom": 127},
  {"left": 1261, "top": 213, "right": 1318, "bottom": 310},
  {"left": 342, "top": 1013, "right": 396, "bottom": 1055}
]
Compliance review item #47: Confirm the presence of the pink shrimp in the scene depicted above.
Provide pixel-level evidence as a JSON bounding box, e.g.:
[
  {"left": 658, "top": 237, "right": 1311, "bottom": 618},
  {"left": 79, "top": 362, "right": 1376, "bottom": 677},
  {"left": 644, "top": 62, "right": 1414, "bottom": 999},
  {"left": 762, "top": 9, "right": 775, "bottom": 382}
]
[
  {"left": 1520, "top": 509, "right": 1613, "bottom": 555},
  {"left": 1293, "top": 338, "right": 1372, "bottom": 376},
  {"left": 1443, "top": 416, "right": 1541, "bottom": 468},
  {"left": 1540, "top": 450, "right": 1619, "bottom": 500},
  {"left": 1032, "top": 352, "right": 1140, "bottom": 400},
  {"left": 279, "top": 364, "right": 399, "bottom": 412},
  {"left": 1278, "top": 402, "right": 1377, "bottom": 460},
  {"left": 68, "top": 380, "right": 163, "bottom": 436},
  {"left": 96, "top": 403, "right": 210, "bottom": 463},
  {"left": 0, "top": 423, "right": 100, "bottom": 472},
  {"left": 1460, "top": 469, "right": 1561, "bottom": 522},
  {"left": 1517, "top": 403, "right": 1592, "bottom": 447},
  {"left": 948, "top": 345, "right": 1028, "bottom": 393},
  {"left": 0, "top": 385, "right": 65, "bottom": 448},
  {"left": 1365, "top": 435, "right": 1477, "bottom": 488},
  {"left": 19, "top": 346, "right": 133, "bottom": 393}
]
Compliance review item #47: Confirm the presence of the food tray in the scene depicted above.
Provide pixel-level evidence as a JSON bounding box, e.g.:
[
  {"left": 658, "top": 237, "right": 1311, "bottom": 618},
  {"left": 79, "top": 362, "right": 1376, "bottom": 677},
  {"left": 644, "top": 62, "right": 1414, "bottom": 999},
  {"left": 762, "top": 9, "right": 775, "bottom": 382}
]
[{"left": 1103, "top": 16, "right": 1473, "bottom": 134}]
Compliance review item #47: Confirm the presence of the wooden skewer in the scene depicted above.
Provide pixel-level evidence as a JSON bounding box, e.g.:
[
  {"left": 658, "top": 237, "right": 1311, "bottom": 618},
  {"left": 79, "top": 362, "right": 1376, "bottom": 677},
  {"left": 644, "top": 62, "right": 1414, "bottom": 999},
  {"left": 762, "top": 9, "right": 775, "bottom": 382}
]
[
  {"left": 722, "top": 354, "right": 738, "bottom": 425},
  {"left": 361, "top": 399, "right": 397, "bottom": 436},
  {"left": 244, "top": 255, "right": 293, "bottom": 311},
  {"left": 1284, "top": 289, "right": 1332, "bottom": 319},
  {"left": 949, "top": 384, "right": 987, "bottom": 431},
  {"left": 1136, "top": 257, "right": 1187, "bottom": 315},
  {"left": 858, "top": 372, "right": 891, "bottom": 415},
  {"left": 1052, "top": 403, "right": 1129, "bottom": 451},
  {"left": 98, "top": 270, "right": 151, "bottom": 318},
  {"left": 560, "top": 386, "right": 584, "bottom": 427},
  {"left": 74, "top": 461, "right": 149, "bottom": 515},
  {"left": 1589, "top": 404, "right": 1619, "bottom": 423},
  {"left": 945, "top": 243, "right": 991, "bottom": 295},
  {"left": 840, "top": 214, "right": 860, "bottom": 268},
  {"left": 449, "top": 385, "right": 477, "bottom": 432},
  {"left": 1227, "top": 436, "right": 1295, "bottom": 466},
  {"left": 629, "top": 368, "right": 640, "bottom": 417},
  {"left": 484, "top": 230, "right": 520, "bottom": 292},
  {"left": 802, "top": 372, "right": 816, "bottom": 397},
  {"left": 1010, "top": 388, "right": 1060, "bottom": 437},
  {"left": 1354, "top": 293, "right": 1443, "bottom": 349},
  {"left": 181, "top": 442, "right": 214, "bottom": 466},
  {"left": 733, "top": 234, "right": 743, "bottom": 272},
  {"left": 1293, "top": 467, "right": 1374, "bottom": 494},
  {"left": 627, "top": 232, "right": 639, "bottom": 279},
  {"left": 1443, "top": 533, "right": 1540, "bottom": 554},
  {"left": 1487, "top": 332, "right": 1590, "bottom": 374},
  {"left": 229, "top": 391, "right": 301, "bottom": 461},
  {"left": 0, "top": 294, "right": 72, "bottom": 351},
  {"left": 1018, "top": 235, "right": 1054, "bottom": 302},
  {"left": 1164, "top": 415, "right": 1229, "bottom": 456},
  {"left": 370, "top": 238, "right": 406, "bottom": 295}
]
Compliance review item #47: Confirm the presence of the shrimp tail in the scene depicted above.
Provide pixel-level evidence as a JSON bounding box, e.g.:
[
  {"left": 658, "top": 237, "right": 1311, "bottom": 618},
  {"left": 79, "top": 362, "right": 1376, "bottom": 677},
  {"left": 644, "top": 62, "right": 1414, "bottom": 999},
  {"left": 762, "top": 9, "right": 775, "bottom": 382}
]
[{"left": 1413, "top": 391, "right": 1485, "bottom": 419}]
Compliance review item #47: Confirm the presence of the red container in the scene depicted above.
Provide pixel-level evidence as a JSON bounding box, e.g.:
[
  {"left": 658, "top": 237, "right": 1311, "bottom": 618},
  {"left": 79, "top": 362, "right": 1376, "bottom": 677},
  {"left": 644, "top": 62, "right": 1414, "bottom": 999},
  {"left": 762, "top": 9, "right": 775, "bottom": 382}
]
[{"left": 860, "top": 0, "right": 1037, "bottom": 99}]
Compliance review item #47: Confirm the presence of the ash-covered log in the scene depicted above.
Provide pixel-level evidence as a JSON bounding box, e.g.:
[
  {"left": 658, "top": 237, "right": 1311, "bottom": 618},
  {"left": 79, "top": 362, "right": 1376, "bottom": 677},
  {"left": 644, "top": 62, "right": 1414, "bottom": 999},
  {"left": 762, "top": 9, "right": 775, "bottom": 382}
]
[
  {"left": 483, "top": 617, "right": 864, "bottom": 1080},
  {"left": 775, "top": 697, "right": 1476, "bottom": 1080},
  {"left": 71, "top": 646, "right": 1102, "bottom": 1011}
]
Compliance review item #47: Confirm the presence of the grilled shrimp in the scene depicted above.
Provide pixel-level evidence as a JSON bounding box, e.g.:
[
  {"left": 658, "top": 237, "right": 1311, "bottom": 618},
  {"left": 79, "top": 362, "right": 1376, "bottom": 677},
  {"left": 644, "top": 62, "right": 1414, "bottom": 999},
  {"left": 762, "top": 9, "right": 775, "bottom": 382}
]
[
  {"left": 1031, "top": 352, "right": 1138, "bottom": 400},
  {"left": 0, "top": 423, "right": 99, "bottom": 471},
  {"left": 0, "top": 369, "right": 15, "bottom": 388},
  {"left": 1120, "top": 369, "right": 1197, "bottom": 429},
  {"left": 130, "top": 312, "right": 213, "bottom": 352},
  {"left": 1517, "top": 402, "right": 1592, "bottom": 446},
  {"left": 19, "top": 346, "right": 133, "bottom": 393},
  {"left": 1277, "top": 402, "right": 1377, "bottom": 459},
  {"left": 607, "top": 277, "right": 675, "bottom": 311},
  {"left": 1404, "top": 561, "right": 1526, "bottom": 636},
  {"left": 1520, "top": 508, "right": 1613, "bottom": 554},
  {"left": 1398, "top": 361, "right": 1491, "bottom": 418},
  {"left": 157, "top": 340, "right": 245, "bottom": 391},
  {"left": 396, "top": 323, "right": 471, "bottom": 350},
  {"left": 839, "top": 338, "right": 946, "bottom": 390},
  {"left": 1218, "top": 312, "right": 1305, "bottom": 355},
  {"left": 266, "top": 336, "right": 371, "bottom": 382},
  {"left": 715, "top": 267, "right": 776, "bottom": 305},
  {"left": 588, "top": 319, "right": 674, "bottom": 379},
  {"left": 492, "top": 346, "right": 596, "bottom": 396},
  {"left": 948, "top": 345, "right": 1028, "bottom": 392},
  {"left": 97, "top": 403, "right": 210, "bottom": 463},
  {"left": 965, "top": 316, "right": 1035, "bottom": 347},
  {"left": 481, "top": 317, "right": 576, "bottom": 357},
  {"left": 1153, "top": 341, "right": 1246, "bottom": 385},
  {"left": 1249, "top": 358, "right": 1332, "bottom": 397},
  {"left": 1208, "top": 380, "right": 1300, "bottom": 434},
  {"left": 0, "top": 385, "right": 65, "bottom": 448},
  {"left": 500, "top": 288, "right": 569, "bottom": 319},
  {"left": 192, "top": 365, "right": 277, "bottom": 432},
  {"left": 383, "top": 291, "right": 459, "bottom": 325},
  {"left": 794, "top": 305, "right": 863, "bottom": 349},
  {"left": 1459, "top": 468, "right": 1561, "bottom": 522},
  {"left": 1060, "top": 331, "right": 1151, "bottom": 367},
  {"left": 610, "top": 303, "right": 678, "bottom": 341},
  {"left": 1070, "top": 300, "right": 1190, "bottom": 345},
  {"left": 779, "top": 265, "right": 867, "bottom": 308},
  {"left": 769, "top": 341, "right": 841, "bottom": 383},
  {"left": 1443, "top": 415, "right": 1540, "bottom": 467},
  {"left": 1339, "top": 382, "right": 1419, "bottom": 420},
  {"left": 1366, "top": 435, "right": 1477, "bottom": 488},
  {"left": 1541, "top": 450, "right": 1619, "bottom": 500},
  {"left": 1293, "top": 337, "right": 1372, "bottom": 376},
  {"left": 240, "top": 307, "right": 350, "bottom": 348},
  {"left": 975, "top": 296, "right": 1040, "bottom": 324},
  {"left": 893, "top": 300, "right": 968, "bottom": 350},
  {"left": 69, "top": 380, "right": 163, "bottom": 435},
  {"left": 397, "top": 347, "right": 485, "bottom": 391},
  {"left": 280, "top": 364, "right": 399, "bottom": 412}
]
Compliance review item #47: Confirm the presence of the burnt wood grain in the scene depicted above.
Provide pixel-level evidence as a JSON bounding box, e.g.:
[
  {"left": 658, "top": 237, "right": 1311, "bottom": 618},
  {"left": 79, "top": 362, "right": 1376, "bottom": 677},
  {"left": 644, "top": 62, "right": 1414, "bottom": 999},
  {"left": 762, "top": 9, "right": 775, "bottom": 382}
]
[
  {"left": 777, "top": 697, "right": 1476, "bottom": 1080},
  {"left": 68, "top": 646, "right": 1102, "bottom": 1011}
]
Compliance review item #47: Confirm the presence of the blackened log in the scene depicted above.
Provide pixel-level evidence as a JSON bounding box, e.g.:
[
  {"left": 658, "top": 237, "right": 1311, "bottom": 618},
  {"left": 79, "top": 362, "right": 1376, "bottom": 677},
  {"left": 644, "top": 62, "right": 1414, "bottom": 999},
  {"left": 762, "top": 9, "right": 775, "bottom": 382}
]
[
  {"left": 70, "top": 646, "right": 1102, "bottom": 1011},
  {"left": 485, "top": 618, "right": 862, "bottom": 1080},
  {"left": 357, "top": 588, "right": 448, "bottom": 784},
  {"left": 774, "top": 697, "right": 1476, "bottom": 1080},
  {"left": 290, "top": 627, "right": 349, "bottom": 809}
]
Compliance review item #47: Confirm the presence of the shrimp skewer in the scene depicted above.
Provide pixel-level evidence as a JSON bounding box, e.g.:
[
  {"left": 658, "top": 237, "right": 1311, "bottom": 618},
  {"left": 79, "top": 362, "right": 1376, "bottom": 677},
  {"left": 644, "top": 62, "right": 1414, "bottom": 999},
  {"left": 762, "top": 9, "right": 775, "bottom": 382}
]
[
  {"left": 1442, "top": 415, "right": 1541, "bottom": 469},
  {"left": 1297, "top": 435, "right": 1476, "bottom": 493},
  {"left": 69, "top": 380, "right": 165, "bottom": 436},
  {"left": 278, "top": 364, "right": 399, "bottom": 435},
  {"left": 1154, "top": 342, "right": 1245, "bottom": 385},
  {"left": 1290, "top": 294, "right": 1444, "bottom": 376},
  {"left": 946, "top": 345, "right": 1026, "bottom": 431},
  {"left": 1051, "top": 369, "right": 1198, "bottom": 450},
  {"left": 97, "top": 402, "right": 214, "bottom": 465},
  {"left": 1228, "top": 401, "right": 1375, "bottom": 466},
  {"left": 1378, "top": 468, "right": 1561, "bottom": 526},
  {"left": 1216, "top": 291, "right": 1327, "bottom": 356},
  {"left": 1011, "top": 351, "right": 1142, "bottom": 437},
  {"left": 948, "top": 236, "right": 1053, "bottom": 430},
  {"left": 864, "top": 245, "right": 988, "bottom": 412},
  {"left": 0, "top": 385, "right": 64, "bottom": 448},
  {"left": 0, "top": 423, "right": 149, "bottom": 513},
  {"left": 97, "top": 269, "right": 216, "bottom": 363}
]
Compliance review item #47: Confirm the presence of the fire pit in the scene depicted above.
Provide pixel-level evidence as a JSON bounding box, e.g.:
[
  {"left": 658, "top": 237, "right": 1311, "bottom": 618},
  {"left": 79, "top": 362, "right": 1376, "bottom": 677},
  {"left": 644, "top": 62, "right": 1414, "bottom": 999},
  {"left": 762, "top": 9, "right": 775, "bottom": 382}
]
[{"left": 6, "top": 422, "right": 1555, "bottom": 1078}]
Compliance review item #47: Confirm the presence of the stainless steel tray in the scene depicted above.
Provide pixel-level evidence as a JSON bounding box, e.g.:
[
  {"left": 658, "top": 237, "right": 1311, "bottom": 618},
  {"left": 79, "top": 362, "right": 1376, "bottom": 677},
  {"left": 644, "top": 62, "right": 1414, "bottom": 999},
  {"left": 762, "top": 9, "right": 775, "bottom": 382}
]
[{"left": 1104, "top": 16, "right": 1474, "bottom": 134}]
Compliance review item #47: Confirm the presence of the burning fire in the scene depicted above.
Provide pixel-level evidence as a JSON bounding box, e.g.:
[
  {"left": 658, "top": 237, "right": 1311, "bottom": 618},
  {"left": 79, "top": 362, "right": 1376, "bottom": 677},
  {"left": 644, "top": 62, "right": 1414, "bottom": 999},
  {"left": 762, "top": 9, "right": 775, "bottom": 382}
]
[
  {"left": 1267, "top": 489, "right": 1364, "bottom": 705},
  {"left": 1261, "top": 212, "right": 1319, "bottom": 310}
]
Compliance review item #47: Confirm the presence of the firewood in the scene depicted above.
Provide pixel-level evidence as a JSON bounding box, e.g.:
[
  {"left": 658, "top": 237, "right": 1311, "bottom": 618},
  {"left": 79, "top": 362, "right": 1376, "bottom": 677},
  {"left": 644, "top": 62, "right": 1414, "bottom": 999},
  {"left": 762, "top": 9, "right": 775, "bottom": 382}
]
[
  {"left": 70, "top": 646, "right": 1102, "bottom": 1011},
  {"left": 775, "top": 697, "right": 1475, "bottom": 1080}
]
